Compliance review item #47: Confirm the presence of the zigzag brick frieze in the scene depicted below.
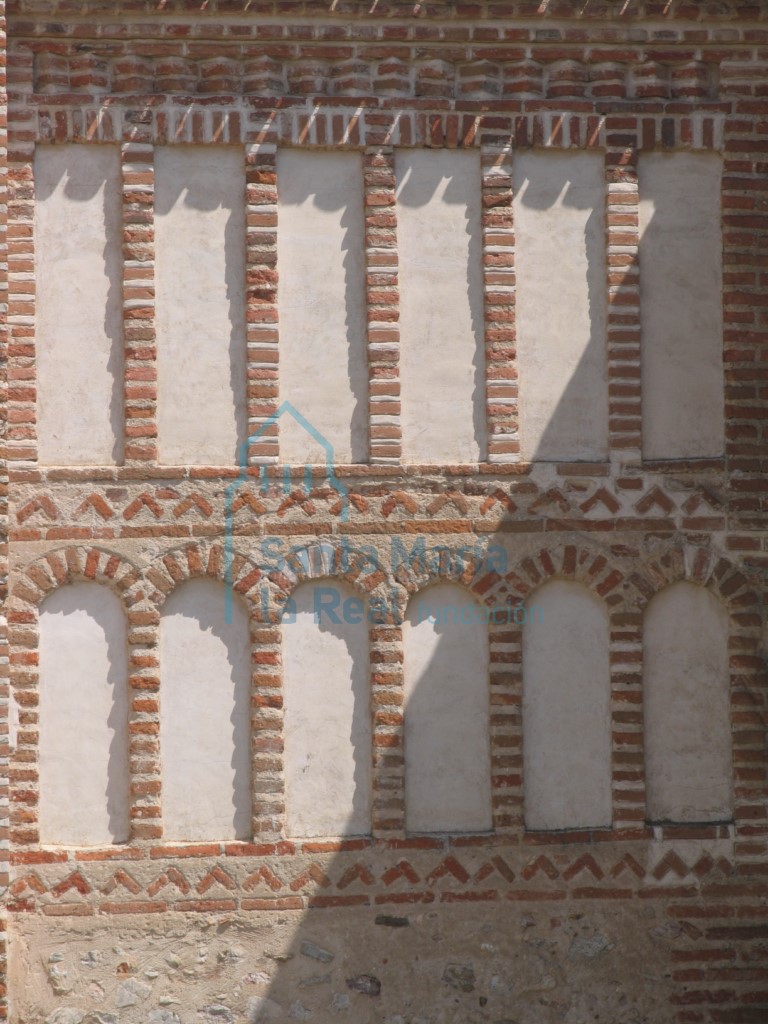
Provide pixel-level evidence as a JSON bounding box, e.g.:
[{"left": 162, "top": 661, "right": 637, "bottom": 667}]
[
  {"left": 8, "top": 473, "right": 735, "bottom": 540},
  {"left": 7, "top": 838, "right": 745, "bottom": 915}
]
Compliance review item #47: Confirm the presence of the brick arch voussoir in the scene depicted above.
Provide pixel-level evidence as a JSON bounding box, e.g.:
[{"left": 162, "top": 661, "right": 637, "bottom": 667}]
[
  {"left": 11, "top": 545, "right": 142, "bottom": 613},
  {"left": 636, "top": 548, "right": 766, "bottom": 727},
  {"left": 144, "top": 541, "right": 263, "bottom": 611},
  {"left": 634, "top": 545, "right": 761, "bottom": 624},
  {"left": 500, "top": 543, "right": 640, "bottom": 615},
  {"left": 268, "top": 540, "right": 393, "bottom": 620},
  {"left": 393, "top": 548, "right": 498, "bottom": 603},
  {"left": 8, "top": 548, "right": 144, "bottom": 735}
]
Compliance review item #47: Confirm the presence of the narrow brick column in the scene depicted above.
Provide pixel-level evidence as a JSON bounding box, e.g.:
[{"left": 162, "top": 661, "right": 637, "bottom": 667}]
[
  {"left": 605, "top": 123, "right": 641, "bottom": 459},
  {"left": 606, "top": 130, "right": 647, "bottom": 831},
  {"left": 6, "top": 45, "right": 34, "bottom": 468},
  {"left": 489, "top": 618, "right": 522, "bottom": 832},
  {"left": 251, "top": 619, "right": 284, "bottom": 840},
  {"left": 482, "top": 147, "right": 517, "bottom": 464},
  {"left": 609, "top": 607, "right": 646, "bottom": 832},
  {"left": 370, "top": 623, "right": 405, "bottom": 837},
  {"left": 122, "top": 142, "right": 157, "bottom": 465},
  {"left": 127, "top": 603, "right": 161, "bottom": 840},
  {"left": 245, "top": 144, "right": 279, "bottom": 464},
  {"left": 364, "top": 148, "right": 401, "bottom": 465},
  {"left": 6, "top": 598, "right": 36, "bottom": 853}
]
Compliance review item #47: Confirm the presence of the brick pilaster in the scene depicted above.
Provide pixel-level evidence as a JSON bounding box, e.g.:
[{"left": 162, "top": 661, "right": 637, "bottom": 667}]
[
  {"left": 482, "top": 147, "right": 517, "bottom": 464},
  {"left": 610, "top": 609, "right": 646, "bottom": 832},
  {"left": 370, "top": 623, "right": 405, "bottom": 837},
  {"left": 127, "top": 605, "right": 161, "bottom": 841},
  {"left": 251, "top": 620, "right": 283, "bottom": 840},
  {"left": 6, "top": 45, "right": 34, "bottom": 468},
  {"left": 605, "top": 123, "right": 641, "bottom": 459},
  {"left": 245, "top": 144, "right": 279, "bottom": 464},
  {"left": 489, "top": 619, "right": 522, "bottom": 832},
  {"left": 364, "top": 148, "right": 401, "bottom": 466},
  {"left": 121, "top": 142, "right": 157, "bottom": 465}
]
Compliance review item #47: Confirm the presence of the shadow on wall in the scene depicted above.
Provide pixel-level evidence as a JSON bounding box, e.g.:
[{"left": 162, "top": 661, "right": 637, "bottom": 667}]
[
  {"left": 245, "top": 154, "right": 667, "bottom": 1021},
  {"left": 395, "top": 150, "right": 487, "bottom": 459},
  {"left": 159, "top": 579, "right": 252, "bottom": 842},
  {"left": 32, "top": 150, "right": 738, "bottom": 1020},
  {"left": 38, "top": 582, "right": 130, "bottom": 844},
  {"left": 513, "top": 150, "right": 609, "bottom": 463},
  {"left": 401, "top": 581, "right": 492, "bottom": 834},
  {"left": 34, "top": 149, "right": 124, "bottom": 463},
  {"left": 282, "top": 582, "right": 372, "bottom": 838},
  {"left": 276, "top": 150, "right": 369, "bottom": 463},
  {"left": 153, "top": 147, "right": 248, "bottom": 462},
  {"left": 30, "top": 146, "right": 624, "bottom": 468}
]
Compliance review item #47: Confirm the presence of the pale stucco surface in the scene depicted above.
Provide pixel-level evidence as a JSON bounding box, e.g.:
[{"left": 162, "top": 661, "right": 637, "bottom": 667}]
[
  {"left": 38, "top": 582, "right": 130, "bottom": 845},
  {"left": 638, "top": 152, "right": 724, "bottom": 460},
  {"left": 155, "top": 146, "right": 247, "bottom": 466},
  {"left": 513, "top": 151, "right": 608, "bottom": 462},
  {"left": 282, "top": 582, "right": 371, "bottom": 837},
  {"left": 159, "top": 580, "right": 251, "bottom": 841},
  {"left": 403, "top": 584, "right": 492, "bottom": 832},
  {"left": 396, "top": 149, "right": 486, "bottom": 464},
  {"left": 276, "top": 150, "right": 368, "bottom": 464},
  {"left": 643, "top": 582, "right": 733, "bottom": 822},
  {"left": 35, "top": 144, "right": 124, "bottom": 465},
  {"left": 522, "top": 580, "right": 612, "bottom": 830}
]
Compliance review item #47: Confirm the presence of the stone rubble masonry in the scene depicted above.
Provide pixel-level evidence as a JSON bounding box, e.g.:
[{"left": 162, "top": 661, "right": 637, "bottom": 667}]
[{"left": 1, "top": 1, "right": 768, "bottom": 1022}]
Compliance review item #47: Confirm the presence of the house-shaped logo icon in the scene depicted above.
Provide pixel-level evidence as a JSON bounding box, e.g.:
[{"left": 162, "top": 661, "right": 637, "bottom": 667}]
[{"left": 224, "top": 401, "right": 350, "bottom": 622}]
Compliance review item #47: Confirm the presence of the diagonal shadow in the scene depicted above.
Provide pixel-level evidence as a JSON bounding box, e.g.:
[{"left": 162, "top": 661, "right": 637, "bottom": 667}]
[{"left": 236, "top": 153, "right": 649, "bottom": 1023}]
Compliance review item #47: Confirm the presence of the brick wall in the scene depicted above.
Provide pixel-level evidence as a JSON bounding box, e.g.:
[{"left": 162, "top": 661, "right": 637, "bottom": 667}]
[
  {"left": 2, "top": 2, "right": 768, "bottom": 1022},
  {"left": 0, "top": 1, "right": 9, "bottom": 1018}
]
